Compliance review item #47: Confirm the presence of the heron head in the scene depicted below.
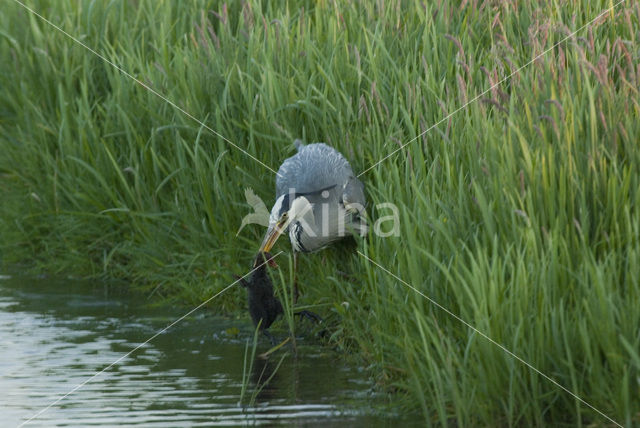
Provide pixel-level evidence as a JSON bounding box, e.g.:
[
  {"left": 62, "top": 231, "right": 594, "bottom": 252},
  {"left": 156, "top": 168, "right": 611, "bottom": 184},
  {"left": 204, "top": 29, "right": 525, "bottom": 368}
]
[{"left": 259, "top": 194, "right": 313, "bottom": 252}]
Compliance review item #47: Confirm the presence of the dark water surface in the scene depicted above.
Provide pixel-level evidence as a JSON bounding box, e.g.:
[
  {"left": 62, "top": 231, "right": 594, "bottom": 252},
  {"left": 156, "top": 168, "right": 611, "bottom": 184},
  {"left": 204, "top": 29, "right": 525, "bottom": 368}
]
[{"left": 0, "top": 275, "right": 413, "bottom": 427}]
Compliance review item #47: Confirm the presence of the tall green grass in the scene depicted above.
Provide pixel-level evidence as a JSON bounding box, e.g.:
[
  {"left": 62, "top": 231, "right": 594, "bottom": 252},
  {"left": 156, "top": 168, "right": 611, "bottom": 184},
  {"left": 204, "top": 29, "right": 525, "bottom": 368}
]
[{"left": 1, "top": 0, "right": 638, "bottom": 425}]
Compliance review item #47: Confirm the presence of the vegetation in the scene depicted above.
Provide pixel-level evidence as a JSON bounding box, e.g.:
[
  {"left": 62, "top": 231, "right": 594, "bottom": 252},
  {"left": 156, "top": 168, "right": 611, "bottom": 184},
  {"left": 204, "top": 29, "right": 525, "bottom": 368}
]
[{"left": 1, "top": 0, "right": 639, "bottom": 425}]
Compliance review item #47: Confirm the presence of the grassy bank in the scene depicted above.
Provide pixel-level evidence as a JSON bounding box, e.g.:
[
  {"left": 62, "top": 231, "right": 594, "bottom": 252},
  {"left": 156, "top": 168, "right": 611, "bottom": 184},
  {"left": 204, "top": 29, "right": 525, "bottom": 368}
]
[{"left": 1, "top": 0, "right": 639, "bottom": 425}]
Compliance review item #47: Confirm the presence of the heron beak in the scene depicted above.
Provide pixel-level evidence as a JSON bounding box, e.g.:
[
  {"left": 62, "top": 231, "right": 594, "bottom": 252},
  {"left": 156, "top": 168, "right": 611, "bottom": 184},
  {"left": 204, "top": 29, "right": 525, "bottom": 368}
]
[{"left": 259, "top": 219, "right": 287, "bottom": 252}]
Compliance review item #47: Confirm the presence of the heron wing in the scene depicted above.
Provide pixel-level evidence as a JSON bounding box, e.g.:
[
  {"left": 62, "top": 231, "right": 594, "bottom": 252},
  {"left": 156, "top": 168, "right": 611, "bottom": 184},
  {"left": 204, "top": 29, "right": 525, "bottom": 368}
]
[
  {"left": 342, "top": 176, "right": 366, "bottom": 211},
  {"left": 275, "top": 143, "right": 355, "bottom": 197}
]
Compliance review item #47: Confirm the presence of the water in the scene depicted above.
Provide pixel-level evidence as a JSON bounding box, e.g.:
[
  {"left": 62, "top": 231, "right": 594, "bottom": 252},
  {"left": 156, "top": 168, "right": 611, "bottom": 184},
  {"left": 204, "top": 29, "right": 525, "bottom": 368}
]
[{"left": 0, "top": 275, "right": 412, "bottom": 427}]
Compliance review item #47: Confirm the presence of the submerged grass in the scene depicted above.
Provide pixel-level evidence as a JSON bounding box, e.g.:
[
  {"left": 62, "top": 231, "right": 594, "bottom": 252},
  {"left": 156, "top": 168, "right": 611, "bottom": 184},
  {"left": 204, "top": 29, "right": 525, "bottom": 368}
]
[
  {"left": 1, "top": 0, "right": 639, "bottom": 425},
  {"left": 240, "top": 321, "right": 288, "bottom": 409}
]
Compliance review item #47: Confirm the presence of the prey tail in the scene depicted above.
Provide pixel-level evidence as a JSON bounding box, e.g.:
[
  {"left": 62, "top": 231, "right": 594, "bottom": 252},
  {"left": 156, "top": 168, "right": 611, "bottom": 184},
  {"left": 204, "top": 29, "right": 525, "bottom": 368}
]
[
  {"left": 295, "top": 310, "right": 323, "bottom": 324},
  {"left": 295, "top": 310, "right": 328, "bottom": 339}
]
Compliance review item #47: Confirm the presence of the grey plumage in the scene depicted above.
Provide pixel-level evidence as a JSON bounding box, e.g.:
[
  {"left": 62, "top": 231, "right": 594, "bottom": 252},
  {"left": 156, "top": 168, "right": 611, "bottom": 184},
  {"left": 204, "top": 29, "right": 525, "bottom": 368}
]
[
  {"left": 268, "top": 140, "right": 367, "bottom": 253},
  {"left": 276, "top": 141, "right": 356, "bottom": 197},
  {"left": 258, "top": 139, "right": 367, "bottom": 302}
]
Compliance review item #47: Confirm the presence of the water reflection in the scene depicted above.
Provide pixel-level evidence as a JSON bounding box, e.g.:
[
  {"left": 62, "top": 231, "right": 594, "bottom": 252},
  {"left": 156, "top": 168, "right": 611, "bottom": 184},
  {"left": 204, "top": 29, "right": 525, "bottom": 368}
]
[
  {"left": 250, "top": 354, "right": 281, "bottom": 402},
  {"left": 0, "top": 275, "right": 413, "bottom": 427}
]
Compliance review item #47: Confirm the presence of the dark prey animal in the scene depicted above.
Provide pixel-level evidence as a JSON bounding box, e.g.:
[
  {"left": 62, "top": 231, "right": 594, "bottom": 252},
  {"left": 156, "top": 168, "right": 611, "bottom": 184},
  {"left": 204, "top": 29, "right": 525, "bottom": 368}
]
[
  {"left": 238, "top": 252, "right": 283, "bottom": 344},
  {"left": 238, "top": 252, "right": 323, "bottom": 344}
]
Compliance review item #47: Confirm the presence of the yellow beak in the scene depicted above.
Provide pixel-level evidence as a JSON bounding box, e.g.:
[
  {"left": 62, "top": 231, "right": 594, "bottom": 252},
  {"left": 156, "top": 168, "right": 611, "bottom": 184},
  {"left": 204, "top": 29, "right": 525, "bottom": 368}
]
[{"left": 259, "top": 218, "right": 288, "bottom": 252}]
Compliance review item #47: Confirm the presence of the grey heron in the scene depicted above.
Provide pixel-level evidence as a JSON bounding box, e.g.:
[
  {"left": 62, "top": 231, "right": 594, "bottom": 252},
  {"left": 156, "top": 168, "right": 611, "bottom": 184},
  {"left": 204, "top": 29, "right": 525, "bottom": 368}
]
[{"left": 259, "top": 140, "right": 367, "bottom": 301}]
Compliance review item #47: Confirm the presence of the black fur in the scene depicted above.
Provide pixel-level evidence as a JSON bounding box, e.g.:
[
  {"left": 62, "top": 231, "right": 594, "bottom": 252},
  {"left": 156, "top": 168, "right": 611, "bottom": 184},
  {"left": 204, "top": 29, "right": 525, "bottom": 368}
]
[
  {"left": 238, "top": 252, "right": 325, "bottom": 344},
  {"left": 239, "top": 252, "right": 283, "bottom": 343}
]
